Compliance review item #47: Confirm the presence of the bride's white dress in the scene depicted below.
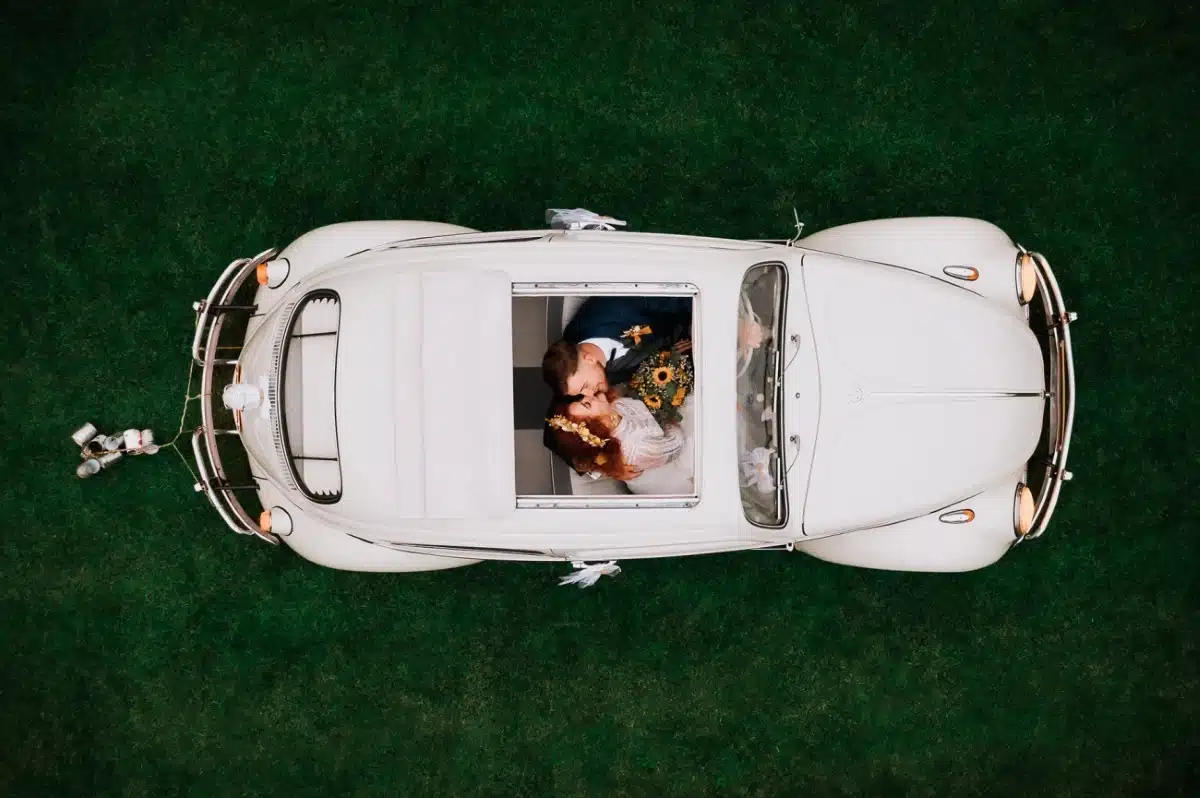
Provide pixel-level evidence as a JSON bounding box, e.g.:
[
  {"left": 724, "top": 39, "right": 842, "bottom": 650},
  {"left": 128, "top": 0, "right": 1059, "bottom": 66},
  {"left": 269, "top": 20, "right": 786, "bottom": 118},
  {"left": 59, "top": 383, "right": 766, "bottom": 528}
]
[{"left": 613, "top": 396, "right": 695, "bottom": 495}]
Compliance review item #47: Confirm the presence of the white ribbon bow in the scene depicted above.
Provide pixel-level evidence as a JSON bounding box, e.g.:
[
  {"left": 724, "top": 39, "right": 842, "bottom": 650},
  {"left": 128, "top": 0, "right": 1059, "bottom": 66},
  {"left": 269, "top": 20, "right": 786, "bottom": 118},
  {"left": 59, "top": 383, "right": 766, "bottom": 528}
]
[
  {"left": 545, "top": 208, "right": 627, "bottom": 231},
  {"left": 558, "top": 560, "right": 622, "bottom": 587}
]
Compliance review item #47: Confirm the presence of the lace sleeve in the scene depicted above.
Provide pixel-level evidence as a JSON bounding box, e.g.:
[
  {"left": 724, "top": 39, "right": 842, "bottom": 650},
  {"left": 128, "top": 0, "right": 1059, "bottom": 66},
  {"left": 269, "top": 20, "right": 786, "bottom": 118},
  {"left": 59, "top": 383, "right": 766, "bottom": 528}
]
[{"left": 614, "top": 399, "right": 685, "bottom": 471}]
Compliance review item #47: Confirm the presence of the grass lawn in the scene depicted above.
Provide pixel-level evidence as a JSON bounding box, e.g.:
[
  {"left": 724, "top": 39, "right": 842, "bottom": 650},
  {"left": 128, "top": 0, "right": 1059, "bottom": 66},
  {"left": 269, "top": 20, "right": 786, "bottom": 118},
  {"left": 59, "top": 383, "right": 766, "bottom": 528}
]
[{"left": 2, "top": 1, "right": 1196, "bottom": 795}]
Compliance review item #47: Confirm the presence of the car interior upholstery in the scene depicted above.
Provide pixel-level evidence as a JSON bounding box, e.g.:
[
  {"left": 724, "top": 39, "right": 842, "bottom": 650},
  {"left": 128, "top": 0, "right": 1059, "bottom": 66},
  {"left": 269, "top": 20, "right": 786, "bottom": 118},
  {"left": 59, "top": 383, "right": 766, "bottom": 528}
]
[
  {"left": 512, "top": 295, "right": 697, "bottom": 498},
  {"left": 511, "top": 295, "right": 634, "bottom": 496}
]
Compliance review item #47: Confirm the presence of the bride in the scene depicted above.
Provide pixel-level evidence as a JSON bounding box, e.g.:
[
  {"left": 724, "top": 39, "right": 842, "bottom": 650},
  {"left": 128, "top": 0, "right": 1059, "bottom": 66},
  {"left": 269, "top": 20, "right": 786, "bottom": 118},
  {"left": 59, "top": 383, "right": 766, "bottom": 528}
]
[{"left": 544, "top": 389, "right": 694, "bottom": 494}]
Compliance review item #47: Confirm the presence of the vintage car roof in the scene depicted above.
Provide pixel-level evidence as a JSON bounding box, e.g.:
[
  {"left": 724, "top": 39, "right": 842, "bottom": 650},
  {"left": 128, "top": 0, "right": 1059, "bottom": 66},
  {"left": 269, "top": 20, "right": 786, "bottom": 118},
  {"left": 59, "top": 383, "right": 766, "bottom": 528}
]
[{"left": 290, "top": 235, "right": 782, "bottom": 538}]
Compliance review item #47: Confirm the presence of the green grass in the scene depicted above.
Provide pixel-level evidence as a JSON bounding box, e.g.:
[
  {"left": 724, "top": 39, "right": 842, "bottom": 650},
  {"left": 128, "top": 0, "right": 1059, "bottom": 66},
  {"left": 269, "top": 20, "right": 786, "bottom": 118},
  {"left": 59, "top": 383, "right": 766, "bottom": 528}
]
[{"left": 3, "top": 1, "right": 1197, "bottom": 795}]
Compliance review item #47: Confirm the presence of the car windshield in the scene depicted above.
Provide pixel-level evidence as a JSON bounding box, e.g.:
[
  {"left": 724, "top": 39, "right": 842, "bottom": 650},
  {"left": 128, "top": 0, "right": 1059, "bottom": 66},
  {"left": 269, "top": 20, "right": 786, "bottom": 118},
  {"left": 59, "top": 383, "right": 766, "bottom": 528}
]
[{"left": 736, "top": 263, "right": 787, "bottom": 527}]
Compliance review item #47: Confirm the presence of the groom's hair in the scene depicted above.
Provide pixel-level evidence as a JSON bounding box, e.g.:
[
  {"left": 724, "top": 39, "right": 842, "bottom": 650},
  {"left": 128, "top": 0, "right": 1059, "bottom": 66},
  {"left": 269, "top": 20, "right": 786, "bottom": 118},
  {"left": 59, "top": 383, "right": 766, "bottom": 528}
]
[{"left": 541, "top": 339, "right": 579, "bottom": 395}]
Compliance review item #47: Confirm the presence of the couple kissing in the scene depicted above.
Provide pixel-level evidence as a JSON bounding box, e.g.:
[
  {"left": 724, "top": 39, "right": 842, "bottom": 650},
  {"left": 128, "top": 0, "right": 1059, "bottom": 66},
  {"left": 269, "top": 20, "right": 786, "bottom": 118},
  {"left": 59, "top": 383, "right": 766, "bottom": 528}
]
[{"left": 540, "top": 296, "right": 696, "bottom": 494}]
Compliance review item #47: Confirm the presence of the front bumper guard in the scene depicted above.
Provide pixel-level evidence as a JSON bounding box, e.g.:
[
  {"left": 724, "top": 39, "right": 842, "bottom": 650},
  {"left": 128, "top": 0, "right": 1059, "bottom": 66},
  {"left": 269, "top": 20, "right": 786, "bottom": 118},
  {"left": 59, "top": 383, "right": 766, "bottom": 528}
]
[{"left": 1021, "top": 249, "right": 1076, "bottom": 541}]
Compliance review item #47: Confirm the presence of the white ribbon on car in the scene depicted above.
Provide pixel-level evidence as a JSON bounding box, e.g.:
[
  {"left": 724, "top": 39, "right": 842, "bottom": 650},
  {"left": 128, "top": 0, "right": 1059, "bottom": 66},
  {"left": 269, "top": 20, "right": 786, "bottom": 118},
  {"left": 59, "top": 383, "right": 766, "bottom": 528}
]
[
  {"left": 558, "top": 560, "right": 622, "bottom": 587},
  {"left": 545, "top": 208, "right": 627, "bottom": 231}
]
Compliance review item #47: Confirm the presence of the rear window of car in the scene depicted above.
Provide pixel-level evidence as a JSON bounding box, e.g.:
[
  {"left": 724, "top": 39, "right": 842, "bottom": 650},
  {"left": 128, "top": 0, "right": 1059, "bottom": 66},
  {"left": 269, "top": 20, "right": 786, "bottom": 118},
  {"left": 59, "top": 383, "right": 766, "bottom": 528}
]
[{"left": 278, "top": 290, "right": 343, "bottom": 503}]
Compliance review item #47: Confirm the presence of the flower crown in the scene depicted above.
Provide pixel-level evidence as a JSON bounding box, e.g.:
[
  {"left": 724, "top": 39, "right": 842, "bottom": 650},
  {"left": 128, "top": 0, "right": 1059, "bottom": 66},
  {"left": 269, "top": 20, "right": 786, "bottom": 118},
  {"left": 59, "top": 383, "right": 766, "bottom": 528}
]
[{"left": 547, "top": 415, "right": 609, "bottom": 448}]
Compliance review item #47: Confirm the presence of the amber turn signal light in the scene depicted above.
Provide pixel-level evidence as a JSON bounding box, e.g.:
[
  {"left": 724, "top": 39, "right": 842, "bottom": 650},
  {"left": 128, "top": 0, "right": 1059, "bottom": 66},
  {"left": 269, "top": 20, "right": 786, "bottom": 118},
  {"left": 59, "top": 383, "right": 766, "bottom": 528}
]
[
  {"left": 1017, "top": 254, "right": 1037, "bottom": 305},
  {"left": 1015, "top": 485, "right": 1035, "bottom": 536}
]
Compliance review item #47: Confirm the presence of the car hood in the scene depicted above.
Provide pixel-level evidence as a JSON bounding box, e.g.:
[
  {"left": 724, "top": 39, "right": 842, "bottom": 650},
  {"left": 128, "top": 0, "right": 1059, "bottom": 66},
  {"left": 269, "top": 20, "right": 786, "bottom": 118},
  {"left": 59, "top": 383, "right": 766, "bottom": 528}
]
[{"left": 799, "top": 253, "right": 1044, "bottom": 535}]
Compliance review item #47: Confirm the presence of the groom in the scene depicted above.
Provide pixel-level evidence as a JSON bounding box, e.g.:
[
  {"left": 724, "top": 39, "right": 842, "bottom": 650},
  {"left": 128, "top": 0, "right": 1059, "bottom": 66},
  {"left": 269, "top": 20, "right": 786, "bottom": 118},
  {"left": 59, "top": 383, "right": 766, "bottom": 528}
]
[{"left": 541, "top": 295, "right": 692, "bottom": 399}]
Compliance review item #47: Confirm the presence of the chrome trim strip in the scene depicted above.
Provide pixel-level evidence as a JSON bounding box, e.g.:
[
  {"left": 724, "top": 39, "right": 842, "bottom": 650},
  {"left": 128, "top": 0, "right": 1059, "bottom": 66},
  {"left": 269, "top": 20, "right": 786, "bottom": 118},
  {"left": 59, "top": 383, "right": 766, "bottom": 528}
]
[
  {"left": 365, "top": 538, "right": 560, "bottom": 562},
  {"left": 767, "top": 263, "right": 791, "bottom": 530},
  {"left": 511, "top": 282, "right": 700, "bottom": 296},
  {"left": 870, "top": 390, "right": 1045, "bottom": 399},
  {"left": 517, "top": 495, "right": 700, "bottom": 509},
  {"left": 382, "top": 231, "right": 552, "bottom": 250}
]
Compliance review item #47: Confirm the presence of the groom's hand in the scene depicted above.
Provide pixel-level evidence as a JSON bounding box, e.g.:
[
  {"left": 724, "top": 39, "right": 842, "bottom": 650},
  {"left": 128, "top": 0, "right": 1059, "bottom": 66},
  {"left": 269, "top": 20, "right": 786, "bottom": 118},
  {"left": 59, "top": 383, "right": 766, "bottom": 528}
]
[{"left": 673, "top": 338, "right": 692, "bottom": 353}]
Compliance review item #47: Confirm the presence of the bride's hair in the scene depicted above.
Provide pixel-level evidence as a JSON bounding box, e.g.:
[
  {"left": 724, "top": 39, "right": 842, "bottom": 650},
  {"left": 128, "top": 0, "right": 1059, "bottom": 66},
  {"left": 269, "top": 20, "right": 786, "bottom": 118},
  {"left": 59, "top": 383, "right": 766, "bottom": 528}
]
[{"left": 544, "top": 393, "right": 637, "bottom": 481}]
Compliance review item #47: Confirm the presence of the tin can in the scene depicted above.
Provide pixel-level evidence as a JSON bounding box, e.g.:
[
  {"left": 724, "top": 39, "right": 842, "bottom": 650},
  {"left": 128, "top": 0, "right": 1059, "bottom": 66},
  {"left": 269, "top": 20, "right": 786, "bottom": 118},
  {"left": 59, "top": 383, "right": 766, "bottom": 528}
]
[
  {"left": 76, "top": 459, "right": 102, "bottom": 478},
  {"left": 99, "top": 451, "right": 123, "bottom": 467},
  {"left": 71, "top": 423, "right": 98, "bottom": 447}
]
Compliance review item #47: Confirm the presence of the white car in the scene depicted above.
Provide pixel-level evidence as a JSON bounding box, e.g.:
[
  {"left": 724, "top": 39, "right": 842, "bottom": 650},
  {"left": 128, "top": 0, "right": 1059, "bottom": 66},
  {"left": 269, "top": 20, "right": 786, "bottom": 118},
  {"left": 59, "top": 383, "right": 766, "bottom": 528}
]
[{"left": 190, "top": 212, "right": 1076, "bottom": 577}]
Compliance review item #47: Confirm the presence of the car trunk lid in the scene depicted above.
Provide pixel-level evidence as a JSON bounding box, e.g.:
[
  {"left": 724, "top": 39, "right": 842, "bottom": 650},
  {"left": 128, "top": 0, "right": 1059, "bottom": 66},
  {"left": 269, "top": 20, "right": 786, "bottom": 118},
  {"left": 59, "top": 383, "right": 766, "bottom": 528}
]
[{"left": 329, "top": 267, "right": 516, "bottom": 523}]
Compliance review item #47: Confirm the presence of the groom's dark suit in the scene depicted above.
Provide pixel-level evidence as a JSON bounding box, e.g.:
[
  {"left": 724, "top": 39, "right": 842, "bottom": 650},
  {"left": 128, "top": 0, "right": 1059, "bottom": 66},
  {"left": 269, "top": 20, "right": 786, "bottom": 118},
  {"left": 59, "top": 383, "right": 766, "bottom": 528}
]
[{"left": 561, "top": 296, "right": 692, "bottom": 388}]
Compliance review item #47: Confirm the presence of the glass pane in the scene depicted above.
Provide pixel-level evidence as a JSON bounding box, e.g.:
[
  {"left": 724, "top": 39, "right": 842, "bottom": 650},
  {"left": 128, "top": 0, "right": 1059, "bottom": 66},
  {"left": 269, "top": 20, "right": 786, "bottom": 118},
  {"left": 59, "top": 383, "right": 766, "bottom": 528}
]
[{"left": 736, "top": 264, "right": 786, "bottom": 526}]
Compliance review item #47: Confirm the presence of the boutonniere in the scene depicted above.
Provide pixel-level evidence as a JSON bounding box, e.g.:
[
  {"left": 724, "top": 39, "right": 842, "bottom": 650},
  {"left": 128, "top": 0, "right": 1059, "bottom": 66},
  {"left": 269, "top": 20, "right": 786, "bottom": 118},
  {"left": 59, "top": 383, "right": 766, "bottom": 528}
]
[{"left": 621, "top": 324, "right": 653, "bottom": 346}]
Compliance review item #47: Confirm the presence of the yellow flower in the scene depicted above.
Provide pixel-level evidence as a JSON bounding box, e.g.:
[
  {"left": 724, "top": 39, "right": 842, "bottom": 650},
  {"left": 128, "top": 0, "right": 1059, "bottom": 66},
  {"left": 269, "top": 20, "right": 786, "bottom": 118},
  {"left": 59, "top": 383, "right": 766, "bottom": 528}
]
[
  {"left": 644, "top": 394, "right": 662, "bottom": 409},
  {"left": 672, "top": 387, "right": 686, "bottom": 406},
  {"left": 594, "top": 454, "right": 607, "bottom": 465},
  {"left": 659, "top": 351, "right": 669, "bottom": 364},
  {"left": 653, "top": 366, "right": 674, "bottom": 385}
]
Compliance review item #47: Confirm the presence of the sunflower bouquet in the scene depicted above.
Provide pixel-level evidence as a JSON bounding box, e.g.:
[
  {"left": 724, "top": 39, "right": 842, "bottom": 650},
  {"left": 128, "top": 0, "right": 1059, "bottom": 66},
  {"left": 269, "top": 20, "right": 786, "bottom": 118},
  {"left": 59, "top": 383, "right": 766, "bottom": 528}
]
[{"left": 628, "top": 348, "right": 695, "bottom": 425}]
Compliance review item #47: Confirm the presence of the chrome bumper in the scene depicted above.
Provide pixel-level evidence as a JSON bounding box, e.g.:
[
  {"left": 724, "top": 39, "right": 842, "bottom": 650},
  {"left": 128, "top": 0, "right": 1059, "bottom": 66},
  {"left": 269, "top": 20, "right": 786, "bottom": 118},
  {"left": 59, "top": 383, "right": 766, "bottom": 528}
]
[
  {"left": 1022, "top": 250, "right": 1076, "bottom": 540},
  {"left": 191, "top": 247, "right": 279, "bottom": 544}
]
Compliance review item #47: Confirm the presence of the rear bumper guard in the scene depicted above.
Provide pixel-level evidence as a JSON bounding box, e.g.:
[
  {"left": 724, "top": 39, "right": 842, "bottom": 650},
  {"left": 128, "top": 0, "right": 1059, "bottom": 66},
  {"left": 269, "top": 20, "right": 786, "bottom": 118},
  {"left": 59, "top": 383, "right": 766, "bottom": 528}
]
[{"left": 191, "top": 248, "right": 279, "bottom": 544}]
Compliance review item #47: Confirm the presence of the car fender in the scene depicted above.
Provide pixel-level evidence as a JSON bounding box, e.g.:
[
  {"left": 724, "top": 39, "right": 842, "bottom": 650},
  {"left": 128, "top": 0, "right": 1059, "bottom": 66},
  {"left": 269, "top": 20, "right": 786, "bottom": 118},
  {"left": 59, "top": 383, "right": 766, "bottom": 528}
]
[
  {"left": 259, "top": 487, "right": 482, "bottom": 573},
  {"left": 253, "top": 221, "right": 480, "bottom": 312},
  {"left": 799, "top": 216, "right": 1027, "bottom": 314},
  {"left": 793, "top": 474, "right": 1023, "bottom": 572}
]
